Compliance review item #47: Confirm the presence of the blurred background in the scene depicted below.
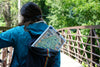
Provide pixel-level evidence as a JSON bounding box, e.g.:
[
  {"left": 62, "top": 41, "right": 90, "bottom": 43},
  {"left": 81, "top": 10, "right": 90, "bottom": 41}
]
[{"left": 0, "top": 0, "right": 100, "bottom": 28}]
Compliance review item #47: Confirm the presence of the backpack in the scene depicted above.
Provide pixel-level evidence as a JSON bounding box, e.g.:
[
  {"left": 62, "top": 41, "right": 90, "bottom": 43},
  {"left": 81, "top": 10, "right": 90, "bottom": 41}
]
[{"left": 25, "top": 31, "right": 58, "bottom": 67}]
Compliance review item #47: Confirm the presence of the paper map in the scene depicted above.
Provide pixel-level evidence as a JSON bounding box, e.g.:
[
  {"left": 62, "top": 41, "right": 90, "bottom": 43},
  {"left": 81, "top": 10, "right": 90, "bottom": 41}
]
[{"left": 31, "top": 26, "right": 66, "bottom": 51}]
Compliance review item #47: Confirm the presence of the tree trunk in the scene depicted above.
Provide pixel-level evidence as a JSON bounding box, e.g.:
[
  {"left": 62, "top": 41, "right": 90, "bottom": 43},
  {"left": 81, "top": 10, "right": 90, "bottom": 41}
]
[{"left": 3, "top": 2, "right": 11, "bottom": 27}]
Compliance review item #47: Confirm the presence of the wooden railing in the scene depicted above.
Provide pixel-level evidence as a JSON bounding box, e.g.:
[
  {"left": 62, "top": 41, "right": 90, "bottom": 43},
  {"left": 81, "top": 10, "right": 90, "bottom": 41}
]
[
  {"left": 58, "top": 25, "right": 100, "bottom": 67},
  {"left": 0, "top": 27, "right": 13, "bottom": 67}
]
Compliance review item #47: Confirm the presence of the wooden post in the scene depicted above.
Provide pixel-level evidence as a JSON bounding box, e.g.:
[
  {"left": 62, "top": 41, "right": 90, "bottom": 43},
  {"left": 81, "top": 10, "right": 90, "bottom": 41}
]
[
  {"left": 1, "top": 30, "right": 7, "bottom": 67},
  {"left": 7, "top": 47, "right": 13, "bottom": 67},
  {"left": 76, "top": 29, "right": 81, "bottom": 63},
  {"left": 90, "top": 29, "right": 96, "bottom": 67},
  {"left": 62, "top": 30, "right": 66, "bottom": 52},
  {"left": 67, "top": 29, "right": 72, "bottom": 57},
  {"left": 2, "top": 48, "right": 7, "bottom": 67},
  {"left": 0, "top": 49, "right": 3, "bottom": 67},
  {"left": 91, "top": 29, "right": 99, "bottom": 67}
]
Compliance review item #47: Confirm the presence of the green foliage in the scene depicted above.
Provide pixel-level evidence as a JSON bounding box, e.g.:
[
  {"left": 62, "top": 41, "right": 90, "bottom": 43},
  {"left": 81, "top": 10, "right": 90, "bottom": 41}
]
[
  {"left": 0, "top": 0, "right": 49, "bottom": 26},
  {"left": 10, "top": 0, "right": 18, "bottom": 26},
  {"left": 0, "top": 22, "right": 6, "bottom": 26},
  {"left": 82, "top": 62, "right": 88, "bottom": 67},
  {"left": 0, "top": 0, "right": 6, "bottom": 25},
  {"left": 0, "top": 0, "right": 100, "bottom": 28},
  {"left": 46, "top": 0, "right": 100, "bottom": 29},
  {"left": 73, "top": 1, "right": 100, "bottom": 26}
]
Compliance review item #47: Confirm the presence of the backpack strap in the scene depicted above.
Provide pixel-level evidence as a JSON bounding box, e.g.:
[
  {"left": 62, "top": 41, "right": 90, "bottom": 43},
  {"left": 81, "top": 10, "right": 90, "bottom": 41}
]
[{"left": 28, "top": 31, "right": 36, "bottom": 39}]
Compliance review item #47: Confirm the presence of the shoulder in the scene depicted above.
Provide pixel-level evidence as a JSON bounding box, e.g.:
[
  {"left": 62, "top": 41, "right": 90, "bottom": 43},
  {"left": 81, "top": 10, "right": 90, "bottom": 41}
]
[
  {"left": 1, "top": 26, "right": 25, "bottom": 37},
  {"left": 7, "top": 26, "right": 24, "bottom": 33}
]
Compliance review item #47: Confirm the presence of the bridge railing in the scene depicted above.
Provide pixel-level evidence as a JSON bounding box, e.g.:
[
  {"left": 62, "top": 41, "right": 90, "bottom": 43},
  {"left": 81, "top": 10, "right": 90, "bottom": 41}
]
[
  {"left": 58, "top": 25, "right": 100, "bottom": 67},
  {"left": 0, "top": 26, "right": 100, "bottom": 67}
]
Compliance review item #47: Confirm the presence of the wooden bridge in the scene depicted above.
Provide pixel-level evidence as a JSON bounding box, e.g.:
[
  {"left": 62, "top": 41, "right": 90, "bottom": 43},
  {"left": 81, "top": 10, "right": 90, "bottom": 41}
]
[{"left": 0, "top": 25, "right": 100, "bottom": 67}]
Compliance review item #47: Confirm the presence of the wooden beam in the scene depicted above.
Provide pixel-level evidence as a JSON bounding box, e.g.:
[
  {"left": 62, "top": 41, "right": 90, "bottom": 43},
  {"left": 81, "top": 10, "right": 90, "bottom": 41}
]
[
  {"left": 58, "top": 25, "right": 100, "bottom": 31},
  {"left": 0, "top": 27, "right": 11, "bottom": 30}
]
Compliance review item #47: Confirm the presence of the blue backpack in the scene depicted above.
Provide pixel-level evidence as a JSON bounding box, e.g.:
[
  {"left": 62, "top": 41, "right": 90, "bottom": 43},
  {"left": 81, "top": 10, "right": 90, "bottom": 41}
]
[{"left": 25, "top": 31, "right": 58, "bottom": 67}]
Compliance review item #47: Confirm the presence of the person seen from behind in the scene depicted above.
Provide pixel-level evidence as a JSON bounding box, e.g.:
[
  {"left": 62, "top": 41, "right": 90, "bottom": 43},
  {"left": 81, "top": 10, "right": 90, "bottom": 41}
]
[{"left": 0, "top": 2, "right": 60, "bottom": 67}]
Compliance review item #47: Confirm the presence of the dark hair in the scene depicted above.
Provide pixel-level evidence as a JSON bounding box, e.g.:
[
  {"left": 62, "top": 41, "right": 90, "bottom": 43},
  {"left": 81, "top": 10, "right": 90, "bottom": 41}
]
[{"left": 18, "top": 2, "right": 43, "bottom": 29}]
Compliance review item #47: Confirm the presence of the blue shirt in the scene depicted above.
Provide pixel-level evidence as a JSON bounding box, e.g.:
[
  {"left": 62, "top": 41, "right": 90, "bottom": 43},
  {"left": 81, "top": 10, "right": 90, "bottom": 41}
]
[{"left": 0, "top": 21, "right": 60, "bottom": 67}]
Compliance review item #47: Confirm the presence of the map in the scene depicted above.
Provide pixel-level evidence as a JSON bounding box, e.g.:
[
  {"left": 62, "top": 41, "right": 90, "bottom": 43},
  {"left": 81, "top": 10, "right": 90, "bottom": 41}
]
[{"left": 31, "top": 26, "right": 66, "bottom": 51}]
